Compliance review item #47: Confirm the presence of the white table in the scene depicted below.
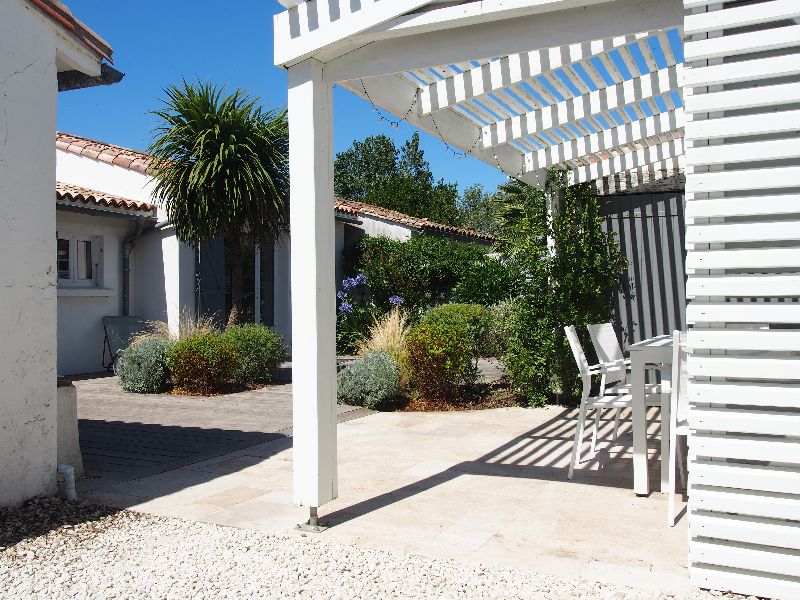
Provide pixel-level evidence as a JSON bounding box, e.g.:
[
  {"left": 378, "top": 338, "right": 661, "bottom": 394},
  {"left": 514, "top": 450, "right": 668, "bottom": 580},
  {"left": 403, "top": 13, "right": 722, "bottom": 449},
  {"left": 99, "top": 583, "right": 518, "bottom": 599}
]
[{"left": 629, "top": 334, "right": 673, "bottom": 496}]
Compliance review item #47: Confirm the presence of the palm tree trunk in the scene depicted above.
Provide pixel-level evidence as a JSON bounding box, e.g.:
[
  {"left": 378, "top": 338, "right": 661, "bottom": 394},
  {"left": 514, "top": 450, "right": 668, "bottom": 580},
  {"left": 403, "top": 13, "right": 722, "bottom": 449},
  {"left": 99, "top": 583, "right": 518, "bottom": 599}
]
[{"left": 227, "top": 230, "right": 244, "bottom": 328}]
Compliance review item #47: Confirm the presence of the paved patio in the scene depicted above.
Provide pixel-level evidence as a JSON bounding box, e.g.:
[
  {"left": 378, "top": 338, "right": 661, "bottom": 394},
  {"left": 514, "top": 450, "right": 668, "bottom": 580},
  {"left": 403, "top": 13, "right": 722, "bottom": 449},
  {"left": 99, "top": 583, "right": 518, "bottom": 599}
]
[
  {"left": 77, "top": 389, "right": 689, "bottom": 595},
  {"left": 75, "top": 376, "right": 367, "bottom": 482}
]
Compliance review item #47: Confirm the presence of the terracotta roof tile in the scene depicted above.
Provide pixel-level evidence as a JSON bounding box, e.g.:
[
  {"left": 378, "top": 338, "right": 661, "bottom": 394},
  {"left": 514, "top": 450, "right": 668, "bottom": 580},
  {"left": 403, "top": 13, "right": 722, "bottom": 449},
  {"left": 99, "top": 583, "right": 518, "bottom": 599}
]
[
  {"left": 55, "top": 133, "right": 492, "bottom": 240},
  {"left": 56, "top": 132, "right": 153, "bottom": 174},
  {"left": 56, "top": 181, "right": 156, "bottom": 216},
  {"left": 334, "top": 198, "right": 494, "bottom": 242},
  {"left": 28, "top": 0, "right": 114, "bottom": 63}
]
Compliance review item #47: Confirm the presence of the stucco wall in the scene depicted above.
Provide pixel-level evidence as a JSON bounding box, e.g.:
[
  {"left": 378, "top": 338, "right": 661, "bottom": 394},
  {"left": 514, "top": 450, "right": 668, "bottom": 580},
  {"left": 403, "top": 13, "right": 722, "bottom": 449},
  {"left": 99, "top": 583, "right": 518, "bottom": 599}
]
[
  {"left": 132, "top": 227, "right": 170, "bottom": 324},
  {"left": 0, "top": 0, "right": 59, "bottom": 505},
  {"left": 57, "top": 152, "right": 197, "bottom": 336},
  {"left": 56, "top": 149, "right": 163, "bottom": 218},
  {"left": 56, "top": 211, "right": 135, "bottom": 375},
  {"left": 358, "top": 215, "right": 413, "bottom": 241}
]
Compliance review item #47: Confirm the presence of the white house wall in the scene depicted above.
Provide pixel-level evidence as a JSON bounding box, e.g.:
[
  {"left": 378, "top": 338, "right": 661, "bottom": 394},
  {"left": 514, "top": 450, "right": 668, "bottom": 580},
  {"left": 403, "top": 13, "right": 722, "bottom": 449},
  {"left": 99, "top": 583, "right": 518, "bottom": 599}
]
[
  {"left": 357, "top": 215, "right": 413, "bottom": 241},
  {"left": 56, "top": 211, "right": 133, "bottom": 375},
  {"left": 142, "top": 227, "right": 196, "bottom": 336},
  {"left": 0, "top": 0, "right": 59, "bottom": 505},
  {"left": 56, "top": 149, "right": 162, "bottom": 218},
  {"left": 56, "top": 151, "right": 196, "bottom": 336}
]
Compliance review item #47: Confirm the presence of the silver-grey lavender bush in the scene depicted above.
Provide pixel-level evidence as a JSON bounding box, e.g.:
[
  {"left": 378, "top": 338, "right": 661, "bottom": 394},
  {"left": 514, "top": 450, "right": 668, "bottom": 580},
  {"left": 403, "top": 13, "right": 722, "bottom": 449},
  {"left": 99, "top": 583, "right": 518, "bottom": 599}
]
[
  {"left": 116, "top": 338, "right": 172, "bottom": 394},
  {"left": 336, "top": 350, "right": 401, "bottom": 410}
]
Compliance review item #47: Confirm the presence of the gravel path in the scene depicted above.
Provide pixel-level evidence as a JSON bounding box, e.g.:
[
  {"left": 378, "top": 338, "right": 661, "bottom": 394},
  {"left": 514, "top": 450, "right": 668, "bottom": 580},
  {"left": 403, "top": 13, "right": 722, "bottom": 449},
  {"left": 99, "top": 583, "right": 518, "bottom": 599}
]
[{"left": 1, "top": 499, "right": 747, "bottom": 600}]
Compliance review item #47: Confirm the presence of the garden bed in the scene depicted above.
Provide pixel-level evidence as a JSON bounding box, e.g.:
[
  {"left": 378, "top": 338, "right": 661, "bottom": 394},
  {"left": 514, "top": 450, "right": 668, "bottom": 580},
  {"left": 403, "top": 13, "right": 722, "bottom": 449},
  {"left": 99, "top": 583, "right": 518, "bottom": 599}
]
[{"left": 395, "top": 382, "right": 524, "bottom": 412}]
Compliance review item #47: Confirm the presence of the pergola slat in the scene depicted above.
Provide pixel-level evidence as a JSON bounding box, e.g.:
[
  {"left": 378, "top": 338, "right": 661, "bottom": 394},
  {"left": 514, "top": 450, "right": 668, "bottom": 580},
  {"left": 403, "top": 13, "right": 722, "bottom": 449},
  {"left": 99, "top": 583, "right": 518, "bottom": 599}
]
[
  {"left": 525, "top": 112, "right": 684, "bottom": 170},
  {"left": 482, "top": 65, "right": 682, "bottom": 148},
  {"left": 568, "top": 138, "right": 684, "bottom": 184}
]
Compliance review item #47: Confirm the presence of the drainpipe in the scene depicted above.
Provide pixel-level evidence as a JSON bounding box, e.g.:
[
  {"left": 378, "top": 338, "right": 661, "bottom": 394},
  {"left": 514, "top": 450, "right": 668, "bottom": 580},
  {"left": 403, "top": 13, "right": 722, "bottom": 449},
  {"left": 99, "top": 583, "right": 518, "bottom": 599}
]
[{"left": 122, "top": 218, "right": 146, "bottom": 316}]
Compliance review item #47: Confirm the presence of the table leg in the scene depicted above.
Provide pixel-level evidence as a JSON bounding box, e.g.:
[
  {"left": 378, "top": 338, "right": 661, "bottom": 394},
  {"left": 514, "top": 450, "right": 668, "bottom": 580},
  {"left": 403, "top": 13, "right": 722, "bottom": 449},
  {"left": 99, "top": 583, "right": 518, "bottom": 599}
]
[
  {"left": 631, "top": 353, "right": 648, "bottom": 496},
  {"left": 660, "top": 366, "right": 670, "bottom": 494}
]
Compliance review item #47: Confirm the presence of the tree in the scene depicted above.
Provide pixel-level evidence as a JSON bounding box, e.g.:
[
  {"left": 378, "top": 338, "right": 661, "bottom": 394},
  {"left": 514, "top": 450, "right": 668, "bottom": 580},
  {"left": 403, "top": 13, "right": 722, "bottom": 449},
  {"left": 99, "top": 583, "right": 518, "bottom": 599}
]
[
  {"left": 148, "top": 81, "right": 289, "bottom": 328},
  {"left": 493, "top": 173, "right": 627, "bottom": 406},
  {"left": 457, "top": 183, "right": 500, "bottom": 235},
  {"left": 334, "top": 133, "right": 460, "bottom": 225},
  {"left": 333, "top": 135, "right": 398, "bottom": 201}
]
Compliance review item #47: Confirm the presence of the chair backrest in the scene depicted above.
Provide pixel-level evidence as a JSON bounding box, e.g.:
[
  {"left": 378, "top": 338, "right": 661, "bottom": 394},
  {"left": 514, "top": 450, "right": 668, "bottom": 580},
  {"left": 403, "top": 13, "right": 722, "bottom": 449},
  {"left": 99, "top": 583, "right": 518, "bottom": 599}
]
[
  {"left": 671, "top": 330, "right": 689, "bottom": 424},
  {"left": 564, "top": 325, "right": 590, "bottom": 376},
  {"left": 587, "top": 322, "right": 623, "bottom": 362},
  {"left": 587, "top": 322, "right": 626, "bottom": 384},
  {"left": 102, "top": 316, "right": 147, "bottom": 355}
]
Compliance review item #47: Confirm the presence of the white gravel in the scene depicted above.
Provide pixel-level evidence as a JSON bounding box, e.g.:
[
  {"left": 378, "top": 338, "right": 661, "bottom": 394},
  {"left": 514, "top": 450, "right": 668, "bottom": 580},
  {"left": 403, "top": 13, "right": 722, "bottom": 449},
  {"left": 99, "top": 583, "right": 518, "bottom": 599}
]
[{"left": 1, "top": 499, "right": 750, "bottom": 600}]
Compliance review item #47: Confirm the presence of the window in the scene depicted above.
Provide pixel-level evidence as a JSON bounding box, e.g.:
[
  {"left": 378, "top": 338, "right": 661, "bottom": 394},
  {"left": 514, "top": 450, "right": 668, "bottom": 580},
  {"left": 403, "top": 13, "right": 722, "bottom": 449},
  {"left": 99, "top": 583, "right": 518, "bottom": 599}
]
[
  {"left": 57, "top": 238, "right": 71, "bottom": 280},
  {"left": 57, "top": 235, "right": 102, "bottom": 287}
]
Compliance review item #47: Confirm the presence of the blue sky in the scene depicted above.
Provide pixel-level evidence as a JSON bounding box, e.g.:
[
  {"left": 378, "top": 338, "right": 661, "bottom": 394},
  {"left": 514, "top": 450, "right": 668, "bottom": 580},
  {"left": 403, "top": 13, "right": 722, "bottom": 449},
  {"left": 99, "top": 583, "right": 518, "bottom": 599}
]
[{"left": 57, "top": 1, "right": 508, "bottom": 194}]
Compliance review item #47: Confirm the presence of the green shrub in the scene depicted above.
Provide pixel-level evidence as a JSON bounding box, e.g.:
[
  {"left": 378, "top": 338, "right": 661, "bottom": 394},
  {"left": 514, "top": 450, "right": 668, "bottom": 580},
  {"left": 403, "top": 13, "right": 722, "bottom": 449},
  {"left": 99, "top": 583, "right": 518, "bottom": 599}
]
[
  {"left": 493, "top": 172, "right": 628, "bottom": 407},
  {"left": 116, "top": 338, "right": 172, "bottom": 394},
  {"left": 451, "top": 256, "right": 518, "bottom": 307},
  {"left": 421, "top": 303, "right": 495, "bottom": 357},
  {"left": 336, "top": 350, "right": 401, "bottom": 410},
  {"left": 166, "top": 333, "right": 238, "bottom": 394},
  {"left": 406, "top": 321, "right": 477, "bottom": 400},
  {"left": 354, "top": 234, "right": 494, "bottom": 315},
  {"left": 221, "top": 324, "right": 287, "bottom": 384}
]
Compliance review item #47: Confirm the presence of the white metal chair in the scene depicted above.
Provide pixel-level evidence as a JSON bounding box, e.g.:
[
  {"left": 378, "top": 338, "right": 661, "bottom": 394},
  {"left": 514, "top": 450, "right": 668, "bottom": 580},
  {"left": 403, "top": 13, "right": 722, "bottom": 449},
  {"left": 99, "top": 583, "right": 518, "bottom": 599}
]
[
  {"left": 587, "top": 322, "right": 630, "bottom": 444},
  {"left": 667, "top": 329, "right": 689, "bottom": 527},
  {"left": 565, "top": 325, "right": 664, "bottom": 480}
]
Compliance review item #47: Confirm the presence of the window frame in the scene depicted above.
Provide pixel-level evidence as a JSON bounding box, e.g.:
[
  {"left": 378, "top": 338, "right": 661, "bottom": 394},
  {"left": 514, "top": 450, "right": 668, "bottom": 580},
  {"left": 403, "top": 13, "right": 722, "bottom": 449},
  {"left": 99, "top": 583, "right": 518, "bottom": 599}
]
[{"left": 56, "top": 233, "right": 103, "bottom": 288}]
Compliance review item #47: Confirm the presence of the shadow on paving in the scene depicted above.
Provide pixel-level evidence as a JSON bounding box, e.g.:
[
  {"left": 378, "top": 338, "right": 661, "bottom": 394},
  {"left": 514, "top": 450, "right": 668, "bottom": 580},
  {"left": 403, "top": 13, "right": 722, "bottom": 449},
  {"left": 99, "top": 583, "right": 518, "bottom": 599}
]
[
  {"left": 78, "top": 420, "right": 287, "bottom": 483},
  {"left": 321, "top": 407, "right": 670, "bottom": 529}
]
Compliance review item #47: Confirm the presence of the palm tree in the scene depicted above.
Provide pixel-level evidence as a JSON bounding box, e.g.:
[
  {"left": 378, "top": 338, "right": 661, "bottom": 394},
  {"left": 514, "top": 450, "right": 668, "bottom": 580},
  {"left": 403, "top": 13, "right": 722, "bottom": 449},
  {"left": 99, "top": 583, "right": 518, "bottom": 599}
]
[{"left": 148, "top": 81, "right": 289, "bottom": 327}]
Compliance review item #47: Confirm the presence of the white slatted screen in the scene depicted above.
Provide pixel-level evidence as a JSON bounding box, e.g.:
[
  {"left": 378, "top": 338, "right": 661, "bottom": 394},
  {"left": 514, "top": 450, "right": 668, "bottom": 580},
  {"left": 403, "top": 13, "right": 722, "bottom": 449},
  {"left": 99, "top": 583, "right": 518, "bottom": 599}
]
[{"left": 683, "top": 1, "right": 800, "bottom": 597}]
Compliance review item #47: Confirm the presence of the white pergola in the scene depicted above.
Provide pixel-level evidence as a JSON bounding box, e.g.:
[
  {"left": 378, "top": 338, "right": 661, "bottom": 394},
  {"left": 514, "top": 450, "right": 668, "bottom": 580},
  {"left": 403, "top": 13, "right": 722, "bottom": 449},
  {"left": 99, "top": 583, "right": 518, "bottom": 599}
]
[{"left": 274, "top": 2, "right": 800, "bottom": 597}]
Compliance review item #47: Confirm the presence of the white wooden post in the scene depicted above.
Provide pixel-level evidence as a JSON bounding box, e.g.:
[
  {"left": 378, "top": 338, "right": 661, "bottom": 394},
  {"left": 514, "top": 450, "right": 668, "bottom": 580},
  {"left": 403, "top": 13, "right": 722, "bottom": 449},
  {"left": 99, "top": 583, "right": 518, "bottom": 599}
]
[{"left": 287, "top": 58, "right": 338, "bottom": 512}]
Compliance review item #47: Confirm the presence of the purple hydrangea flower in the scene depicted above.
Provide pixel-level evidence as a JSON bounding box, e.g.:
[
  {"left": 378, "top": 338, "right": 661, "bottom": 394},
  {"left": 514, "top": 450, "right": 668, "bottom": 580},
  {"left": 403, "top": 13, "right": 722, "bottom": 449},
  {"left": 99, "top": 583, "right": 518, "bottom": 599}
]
[
  {"left": 338, "top": 301, "right": 354, "bottom": 314},
  {"left": 355, "top": 273, "right": 368, "bottom": 285},
  {"left": 341, "top": 277, "right": 355, "bottom": 291},
  {"left": 389, "top": 295, "right": 404, "bottom": 306},
  {"left": 336, "top": 290, "right": 347, "bottom": 300}
]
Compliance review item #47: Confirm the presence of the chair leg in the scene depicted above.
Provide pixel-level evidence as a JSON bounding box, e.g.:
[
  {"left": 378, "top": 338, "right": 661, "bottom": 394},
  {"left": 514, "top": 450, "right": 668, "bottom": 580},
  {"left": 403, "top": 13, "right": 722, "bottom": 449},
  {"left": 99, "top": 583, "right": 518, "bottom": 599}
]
[
  {"left": 568, "top": 401, "right": 589, "bottom": 480},
  {"left": 613, "top": 408, "right": 621, "bottom": 441},
  {"left": 590, "top": 408, "right": 601, "bottom": 453}
]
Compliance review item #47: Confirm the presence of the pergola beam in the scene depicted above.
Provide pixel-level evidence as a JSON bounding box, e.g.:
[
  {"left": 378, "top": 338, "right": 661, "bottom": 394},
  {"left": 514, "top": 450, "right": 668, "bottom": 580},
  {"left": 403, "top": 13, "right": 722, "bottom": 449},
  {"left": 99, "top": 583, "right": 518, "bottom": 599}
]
[
  {"left": 483, "top": 64, "right": 682, "bottom": 148},
  {"left": 592, "top": 156, "right": 684, "bottom": 195},
  {"left": 274, "top": 0, "right": 432, "bottom": 66},
  {"left": 339, "top": 73, "right": 531, "bottom": 182},
  {"left": 419, "top": 29, "right": 666, "bottom": 115},
  {"left": 361, "top": 0, "right": 615, "bottom": 42},
  {"left": 525, "top": 112, "right": 684, "bottom": 170},
  {"left": 568, "top": 137, "right": 684, "bottom": 184},
  {"left": 322, "top": 0, "right": 682, "bottom": 82}
]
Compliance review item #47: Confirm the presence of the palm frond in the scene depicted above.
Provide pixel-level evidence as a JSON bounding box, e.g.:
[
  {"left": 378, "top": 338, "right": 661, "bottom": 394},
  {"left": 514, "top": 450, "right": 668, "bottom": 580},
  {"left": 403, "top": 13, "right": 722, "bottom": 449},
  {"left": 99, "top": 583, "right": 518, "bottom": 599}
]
[{"left": 147, "top": 81, "right": 289, "bottom": 246}]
